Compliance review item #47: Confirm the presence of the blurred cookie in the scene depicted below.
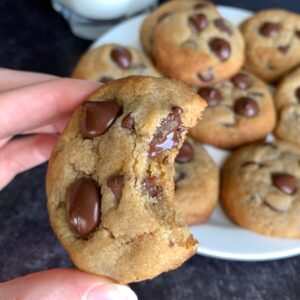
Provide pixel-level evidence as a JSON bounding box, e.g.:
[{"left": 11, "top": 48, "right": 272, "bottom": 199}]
[
  {"left": 141, "top": 0, "right": 245, "bottom": 87},
  {"left": 141, "top": 0, "right": 216, "bottom": 55},
  {"left": 47, "top": 76, "right": 206, "bottom": 284},
  {"left": 275, "top": 67, "right": 300, "bottom": 146},
  {"left": 189, "top": 70, "right": 276, "bottom": 149},
  {"left": 221, "top": 141, "right": 300, "bottom": 238},
  {"left": 240, "top": 9, "right": 300, "bottom": 83},
  {"left": 175, "top": 138, "right": 219, "bottom": 225},
  {"left": 72, "top": 43, "right": 160, "bottom": 83}
]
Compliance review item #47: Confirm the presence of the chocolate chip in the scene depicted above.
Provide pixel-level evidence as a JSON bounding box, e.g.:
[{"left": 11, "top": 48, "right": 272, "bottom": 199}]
[
  {"left": 194, "top": 1, "right": 208, "bottom": 9},
  {"left": 81, "top": 100, "right": 122, "bottom": 138},
  {"left": 234, "top": 97, "right": 259, "bottom": 118},
  {"left": 295, "top": 87, "right": 300, "bottom": 102},
  {"left": 214, "top": 18, "right": 232, "bottom": 35},
  {"left": 99, "top": 76, "right": 114, "bottom": 84},
  {"left": 259, "top": 22, "right": 281, "bottom": 37},
  {"left": 189, "top": 13, "right": 208, "bottom": 32},
  {"left": 162, "top": 156, "right": 169, "bottom": 165},
  {"left": 107, "top": 175, "right": 125, "bottom": 201},
  {"left": 176, "top": 141, "right": 194, "bottom": 163},
  {"left": 142, "top": 177, "right": 163, "bottom": 199},
  {"left": 296, "top": 30, "right": 300, "bottom": 38},
  {"left": 209, "top": 38, "right": 231, "bottom": 61},
  {"left": 198, "top": 87, "right": 222, "bottom": 107},
  {"left": 66, "top": 178, "right": 101, "bottom": 237},
  {"left": 198, "top": 70, "right": 214, "bottom": 82},
  {"left": 121, "top": 113, "right": 135, "bottom": 131},
  {"left": 148, "top": 107, "right": 186, "bottom": 158},
  {"left": 111, "top": 47, "right": 132, "bottom": 69},
  {"left": 231, "top": 73, "right": 252, "bottom": 90},
  {"left": 278, "top": 45, "right": 289, "bottom": 54},
  {"left": 168, "top": 240, "right": 175, "bottom": 248},
  {"left": 272, "top": 173, "right": 297, "bottom": 195}
]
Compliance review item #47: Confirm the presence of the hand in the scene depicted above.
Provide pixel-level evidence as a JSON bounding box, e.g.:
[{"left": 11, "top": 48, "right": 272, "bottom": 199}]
[
  {"left": 0, "top": 68, "right": 101, "bottom": 190},
  {"left": 0, "top": 268, "right": 137, "bottom": 300},
  {"left": 0, "top": 69, "right": 138, "bottom": 300}
]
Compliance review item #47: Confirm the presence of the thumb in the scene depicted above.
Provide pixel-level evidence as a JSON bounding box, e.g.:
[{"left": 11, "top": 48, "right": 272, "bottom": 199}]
[{"left": 0, "top": 268, "right": 138, "bottom": 300}]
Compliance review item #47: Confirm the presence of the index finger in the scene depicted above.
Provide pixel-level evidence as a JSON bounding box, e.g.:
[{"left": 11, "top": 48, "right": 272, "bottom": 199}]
[
  {"left": 0, "top": 68, "right": 58, "bottom": 92},
  {"left": 0, "top": 78, "right": 101, "bottom": 139}
]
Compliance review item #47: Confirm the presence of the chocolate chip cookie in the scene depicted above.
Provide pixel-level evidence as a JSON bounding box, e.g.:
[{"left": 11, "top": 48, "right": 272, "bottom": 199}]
[
  {"left": 274, "top": 67, "right": 300, "bottom": 147},
  {"left": 189, "top": 70, "right": 276, "bottom": 149},
  {"left": 72, "top": 44, "right": 160, "bottom": 83},
  {"left": 141, "top": 0, "right": 215, "bottom": 55},
  {"left": 240, "top": 9, "right": 300, "bottom": 83},
  {"left": 141, "top": 0, "right": 245, "bottom": 87},
  {"left": 174, "top": 138, "right": 219, "bottom": 225},
  {"left": 46, "top": 76, "right": 206, "bottom": 283},
  {"left": 221, "top": 141, "right": 300, "bottom": 238}
]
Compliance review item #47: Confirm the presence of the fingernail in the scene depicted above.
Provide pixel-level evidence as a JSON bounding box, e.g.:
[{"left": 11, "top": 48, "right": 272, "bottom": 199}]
[{"left": 86, "top": 284, "right": 138, "bottom": 300}]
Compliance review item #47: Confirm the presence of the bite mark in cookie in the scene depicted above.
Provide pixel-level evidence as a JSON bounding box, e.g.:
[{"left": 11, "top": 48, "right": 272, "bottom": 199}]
[{"left": 148, "top": 107, "right": 186, "bottom": 158}]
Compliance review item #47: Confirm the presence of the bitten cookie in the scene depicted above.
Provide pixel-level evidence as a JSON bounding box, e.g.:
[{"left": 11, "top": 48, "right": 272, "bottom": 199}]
[
  {"left": 189, "top": 70, "right": 276, "bottom": 149},
  {"left": 275, "top": 67, "right": 300, "bottom": 147},
  {"left": 241, "top": 9, "right": 300, "bottom": 83},
  {"left": 141, "top": 0, "right": 245, "bottom": 87},
  {"left": 46, "top": 76, "right": 206, "bottom": 283},
  {"left": 174, "top": 138, "right": 219, "bottom": 225},
  {"left": 221, "top": 141, "right": 300, "bottom": 239},
  {"left": 72, "top": 43, "right": 160, "bottom": 83}
]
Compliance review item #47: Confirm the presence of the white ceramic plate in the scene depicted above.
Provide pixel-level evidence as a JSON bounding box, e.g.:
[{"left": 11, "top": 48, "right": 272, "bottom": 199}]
[{"left": 92, "top": 6, "right": 300, "bottom": 261}]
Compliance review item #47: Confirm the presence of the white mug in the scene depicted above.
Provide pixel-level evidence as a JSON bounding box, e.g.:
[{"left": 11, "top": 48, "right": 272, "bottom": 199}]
[
  {"left": 59, "top": 0, "right": 158, "bottom": 20},
  {"left": 52, "top": 0, "right": 158, "bottom": 39}
]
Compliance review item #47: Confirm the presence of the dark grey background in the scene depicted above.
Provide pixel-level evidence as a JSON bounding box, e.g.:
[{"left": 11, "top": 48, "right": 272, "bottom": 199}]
[{"left": 0, "top": 1, "right": 300, "bottom": 299}]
